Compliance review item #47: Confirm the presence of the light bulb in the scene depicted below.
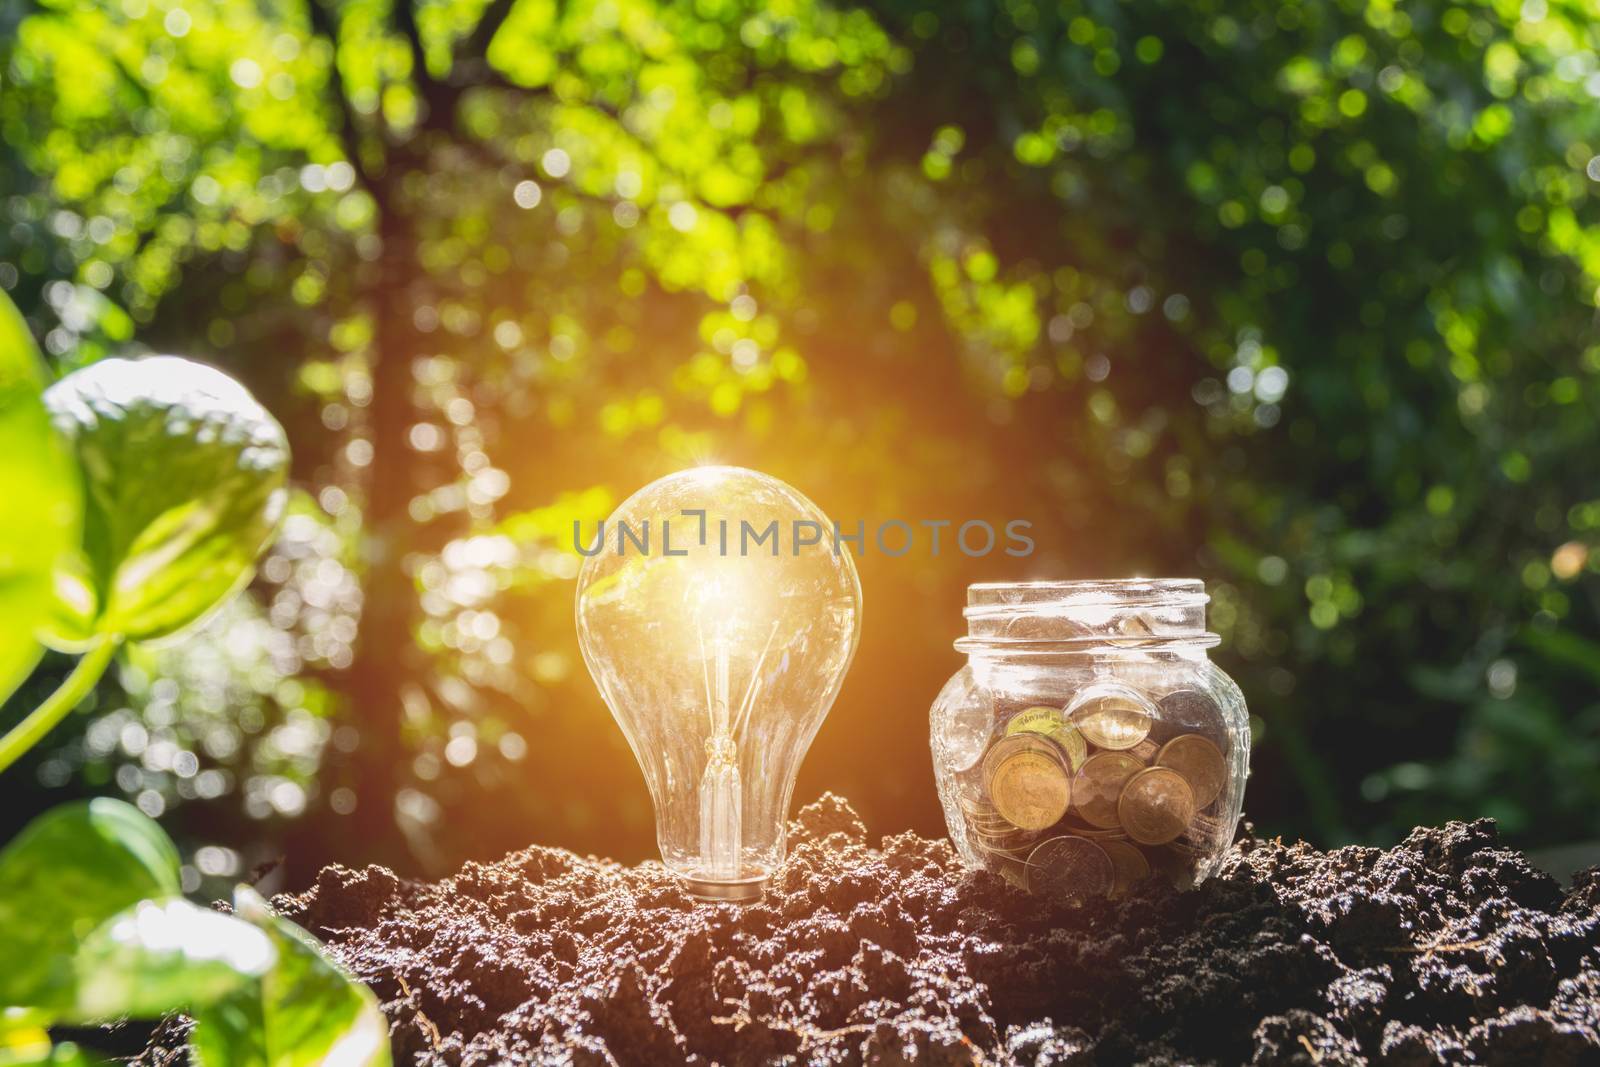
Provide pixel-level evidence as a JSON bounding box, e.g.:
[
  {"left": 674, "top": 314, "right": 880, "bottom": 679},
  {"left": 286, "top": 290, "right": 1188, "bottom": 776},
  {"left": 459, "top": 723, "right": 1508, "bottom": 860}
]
[{"left": 574, "top": 466, "right": 862, "bottom": 901}]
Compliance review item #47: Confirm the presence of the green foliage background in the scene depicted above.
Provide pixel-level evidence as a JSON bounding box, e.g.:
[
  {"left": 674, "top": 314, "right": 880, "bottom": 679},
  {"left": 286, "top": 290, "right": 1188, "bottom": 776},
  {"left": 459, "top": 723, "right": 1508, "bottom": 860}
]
[{"left": 2, "top": 0, "right": 1598, "bottom": 880}]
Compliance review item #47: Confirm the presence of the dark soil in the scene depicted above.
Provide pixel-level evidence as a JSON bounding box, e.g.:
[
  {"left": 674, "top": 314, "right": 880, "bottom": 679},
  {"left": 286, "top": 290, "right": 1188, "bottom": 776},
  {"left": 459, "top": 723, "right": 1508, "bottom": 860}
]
[{"left": 153, "top": 795, "right": 1600, "bottom": 1065}]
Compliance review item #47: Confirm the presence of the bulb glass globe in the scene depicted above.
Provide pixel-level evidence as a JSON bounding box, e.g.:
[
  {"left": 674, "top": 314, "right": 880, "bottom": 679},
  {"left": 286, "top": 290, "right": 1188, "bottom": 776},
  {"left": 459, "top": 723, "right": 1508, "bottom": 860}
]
[{"left": 575, "top": 466, "right": 862, "bottom": 901}]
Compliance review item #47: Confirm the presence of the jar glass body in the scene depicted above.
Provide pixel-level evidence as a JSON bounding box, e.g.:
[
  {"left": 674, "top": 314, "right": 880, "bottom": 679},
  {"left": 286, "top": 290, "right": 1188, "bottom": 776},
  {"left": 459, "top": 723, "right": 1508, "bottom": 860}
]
[{"left": 930, "top": 580, "right": 1249, "bottom": 896}]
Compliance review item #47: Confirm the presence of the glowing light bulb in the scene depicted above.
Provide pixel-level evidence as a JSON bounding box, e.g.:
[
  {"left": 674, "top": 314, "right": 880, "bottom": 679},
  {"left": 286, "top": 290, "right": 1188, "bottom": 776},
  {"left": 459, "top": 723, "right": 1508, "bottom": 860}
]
[{"left": 575, "top": 466, "right": 862, "bottom": 901}]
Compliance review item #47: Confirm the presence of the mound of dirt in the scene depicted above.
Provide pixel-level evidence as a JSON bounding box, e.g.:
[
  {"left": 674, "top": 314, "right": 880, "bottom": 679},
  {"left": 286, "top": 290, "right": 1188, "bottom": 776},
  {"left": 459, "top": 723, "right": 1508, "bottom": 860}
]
[{"left": 154, "top": 794, "right": 1600, "bottom": 1064}]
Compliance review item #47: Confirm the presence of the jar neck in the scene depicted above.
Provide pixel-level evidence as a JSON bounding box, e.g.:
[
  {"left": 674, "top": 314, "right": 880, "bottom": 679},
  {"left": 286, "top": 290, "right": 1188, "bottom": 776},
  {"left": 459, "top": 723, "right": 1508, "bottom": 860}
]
[{"left": 954, "top": 579, "right": 1219, "bottom": 662}]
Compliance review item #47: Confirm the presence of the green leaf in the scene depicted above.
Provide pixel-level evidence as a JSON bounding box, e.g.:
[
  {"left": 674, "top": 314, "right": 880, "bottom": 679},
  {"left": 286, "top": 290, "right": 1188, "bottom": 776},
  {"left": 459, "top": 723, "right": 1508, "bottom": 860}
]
[
  {"left": 41, "top": 356, "right": 289, "bottom": 646},
  {"left": 0, "top": 290, "right": 79, "bottom": 701},
  {"left": 67, "top": 898, "right": 275, "bottom": 1023},
  {"left": 190, "top": 887, "right": 390, "bottom": 1067},
  {"left": 0, "top": 799, "right": 181, "bottom": 1012}
]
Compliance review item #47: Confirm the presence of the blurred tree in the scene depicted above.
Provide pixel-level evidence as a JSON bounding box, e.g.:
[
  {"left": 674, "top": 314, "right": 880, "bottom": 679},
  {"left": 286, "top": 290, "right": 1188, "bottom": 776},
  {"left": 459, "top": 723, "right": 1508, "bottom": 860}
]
[
  {"left": 2, "top": 0, "right": 1598, "bottom": 876},
  {"left": 1, "top": 0, "right": 917, "bottom": 872},
  {"left": 861, "top": 0, "right": 1600, "bottom": 843}
]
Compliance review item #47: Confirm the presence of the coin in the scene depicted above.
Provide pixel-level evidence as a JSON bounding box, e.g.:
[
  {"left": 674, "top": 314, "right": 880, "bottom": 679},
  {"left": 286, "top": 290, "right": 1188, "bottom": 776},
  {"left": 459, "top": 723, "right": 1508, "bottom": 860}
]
[
  {"left": 1126, "top": 737, "right": 1159, "bottom": 765},
  {"left": 1006, "top": 706, "right": 1066, "bottom": 735},
  {"left": 1060, "top": 810, "right": 1127, "bottom": 835},
  {"left": 1072, "top": 751, "right": 1143, "bottom": 828},
  {"left": 959, "top": 792, "right": 1005, "bottom": 814},
  {"left": 981, "top": 733, "right": 1042, "bottom": 778},
  {"left": 1048, "top": 723, "right": 1089, "bottom": 770},
  {"left": 1024, "top": 835, "right": 1115, "bottom": 897},
  {"left": 1067, "top": 685, "right": 1154, "bottom": 750},
  {"left": 981, "top": 733, "right": 1064, "bottom": 791},
  {"left": 972, "top": 834, "right": 1031, "bottom": 852},
  {"left": 1157, "top": 688, "right": 1226, "bottom": 741},
  {"left": 966, "top": 818, "right": 1024, "bottom": 840},
  {"left": 1117, "top": 766, "right": 1196, "bottom": 846},
  {"left": 968, "top": 819, "right": 1028, "bottom": 841},
  {"left": 963, "top": 801, "right": 1013, "bottom": 821},
  {"left": 1003, "top": 707, "right": 1089, "bottom": 770},
  {"left": 953, "top": 799, "right": 1004, "bottom": 819},
  {"left": 974, "top": 838, "right": 1038, "bottom": 861},
  {"left": 969, "top": 820, "right": 1033, "bottom": 840},
  {"left": 990, "top": 751, "right": 1072, "bottom": 831},
  {"left": 1156, "top": 734, "right": 1228, "bottom": 809},
  {"left": 1099, "top": 839, "right": 1151, "bottom": 896},
  {"left": 1061, "top": 823, "right": 1130, "bottom": 840},
  {"left": 968, "top": 826, "right": 1040, "bottom": 852},
  {"left": 960, "top": 802, "right": 1014, "bottom": 824}
]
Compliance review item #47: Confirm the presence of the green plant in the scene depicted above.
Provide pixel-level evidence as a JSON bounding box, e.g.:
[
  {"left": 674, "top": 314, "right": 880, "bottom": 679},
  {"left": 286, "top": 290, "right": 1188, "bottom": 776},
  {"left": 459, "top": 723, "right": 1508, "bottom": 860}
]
[
  {"left": 0, "top": 799, "right": 390, "bottom": 1067},
  {"left": 0, "top": 290, "right": 77, "bottom": 715},
  {"left": 0, "top": 289, "right": 290, "bottom": 771},
  {"left": 0, "top": 291, "right": 377, "bottom": 1063}
]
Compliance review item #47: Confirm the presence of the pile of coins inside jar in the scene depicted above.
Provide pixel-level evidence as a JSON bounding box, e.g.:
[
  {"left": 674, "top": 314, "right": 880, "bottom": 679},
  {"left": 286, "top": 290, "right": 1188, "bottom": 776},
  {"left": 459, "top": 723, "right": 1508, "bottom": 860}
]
[{"left": 956, "top": 680, "right": 1231, "bottom": 898}]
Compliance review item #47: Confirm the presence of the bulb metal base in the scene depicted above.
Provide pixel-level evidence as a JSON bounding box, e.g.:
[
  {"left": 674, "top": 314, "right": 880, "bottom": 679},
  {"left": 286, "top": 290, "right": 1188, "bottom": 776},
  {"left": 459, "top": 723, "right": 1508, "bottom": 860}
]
[{"left": 680, "top": 873, "right": 767, "bottom": 903}]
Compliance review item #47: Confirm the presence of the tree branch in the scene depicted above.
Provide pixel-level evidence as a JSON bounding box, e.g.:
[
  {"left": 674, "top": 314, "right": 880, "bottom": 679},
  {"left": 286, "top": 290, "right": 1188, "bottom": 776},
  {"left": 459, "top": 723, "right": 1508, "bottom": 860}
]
[
  {"left": 391, "top": 0, "right": 436, "bottom": 92},
  {"left": 456, "top": 0, "right": 518, "bottom": 74},
  {"left": 307, "top": 0, "right": 376, "bottom": 190}
]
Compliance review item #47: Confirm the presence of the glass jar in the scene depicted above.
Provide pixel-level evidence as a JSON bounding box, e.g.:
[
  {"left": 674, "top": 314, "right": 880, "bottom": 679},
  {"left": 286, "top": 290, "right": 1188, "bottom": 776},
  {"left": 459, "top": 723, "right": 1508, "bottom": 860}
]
[{"left": 930, "top": 579, "right": 1249, "bottom": 897}]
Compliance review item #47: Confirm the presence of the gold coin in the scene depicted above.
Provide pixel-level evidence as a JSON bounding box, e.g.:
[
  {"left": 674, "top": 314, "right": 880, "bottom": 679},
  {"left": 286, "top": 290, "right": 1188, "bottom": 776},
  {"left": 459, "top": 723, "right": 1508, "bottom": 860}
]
[
  {"left": 965, "top": 812, "right": 1026, "bottom": 835},
  {"left": 1117, "top": 767, "right": 1196, "bottom": 846},
  {"left": 975, "top": 838, "right": 1038, "bottom": 861},
  {"left": 1156, "top": 734, "right": 1228, "bottom": 809},
  {"left": 981, "top": 734, "right": 1064, "bottom": 792},
  {"left": 981, "top": 733, "right": 1046, "bottom": 777},
  {"left": 1072, "top": 751, "right": 1143, "bottom": 829},
  {"left": 1048, "top": 723, "right": 1089, "bottom": 771},
  {"left": 963, "top": 801, "right": 1012, "bottom": 820},
  {"left": 1068, "top": 686, "right": 1154, "bottom": 751},
  {"left": 1006, "top": 706, "right": 1066, "bottom": 735},
  {"left": 1059, "top": 811, "right": 1127, "bottom": 837},
  {"left": 962, "top": 805, "right": 1013, "bottom": 824},
  {"left": 964, "top": 815, "right": 1018, "bottom": 835},
  {"left": 1004, "top": 709, "right": 1090, "bottom": 771},
  {"left": 990, "top": 751, "right": 1071, "bottom": 831},
  {"left": 972, "top": 833, "right": 1030, "bottom": 851},
  {"left": 1099, "top": 840, "right": 1151, "bottom": 896},
  {"left": 967, "top": 821, "right": 1024, "bottom": 842},
  {"left": 1066, "top": 824, "right": 1131, "bottom": 840},
  {"left": 959, "top": 794, "right": 1005, "bottom": 815},
  {"left": 1024, "top": 836, "right": 1114, "bottom": 897}
]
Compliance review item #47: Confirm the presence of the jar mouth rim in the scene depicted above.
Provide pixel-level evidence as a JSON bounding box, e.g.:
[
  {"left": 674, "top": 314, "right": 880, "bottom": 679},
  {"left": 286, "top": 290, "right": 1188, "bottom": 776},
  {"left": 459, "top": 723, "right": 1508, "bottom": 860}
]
[
  {"left": 967, "top": 578, "right": 1204, "bottom": 590},
  {"left": 954, "top": 633, "right": 1222, "bottom": 654},
  {"left": 964, "top": 578, "right": 1207, "bottom": 613}
]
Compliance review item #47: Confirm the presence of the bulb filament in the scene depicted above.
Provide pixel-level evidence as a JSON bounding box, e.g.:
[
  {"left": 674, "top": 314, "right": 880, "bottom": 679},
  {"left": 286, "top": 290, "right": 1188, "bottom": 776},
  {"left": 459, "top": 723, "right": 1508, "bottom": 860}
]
[{"left": 694, "top": 619, "right": 779, "bottom": 880}]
